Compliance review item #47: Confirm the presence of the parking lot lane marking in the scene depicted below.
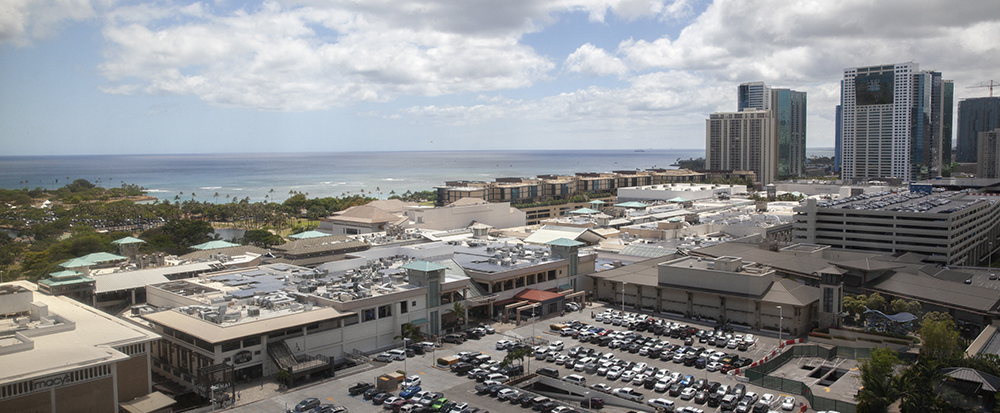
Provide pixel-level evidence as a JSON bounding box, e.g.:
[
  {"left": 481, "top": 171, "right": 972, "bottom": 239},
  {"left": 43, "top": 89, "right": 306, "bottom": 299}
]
[
  {"left": 825, "top": 387, "right": 830, "bottom": 393},
  {"left": 420, "top": 372, "right": 426, "bottom": 375},
  {"left": 327, "top": 397, "right": 337, "bottom": 402}
]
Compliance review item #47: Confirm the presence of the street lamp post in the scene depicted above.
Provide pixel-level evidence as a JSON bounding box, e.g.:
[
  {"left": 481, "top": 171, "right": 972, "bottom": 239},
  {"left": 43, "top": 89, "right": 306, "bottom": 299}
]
[
  {"left": 622, "top": 282, "right": 627, "bottom": 315},
  {"left": 777, "top": 305, "right": 783, "bottom": 348},
  {"left": 528, "top": 304, "right": 537, "bottom": 374}
]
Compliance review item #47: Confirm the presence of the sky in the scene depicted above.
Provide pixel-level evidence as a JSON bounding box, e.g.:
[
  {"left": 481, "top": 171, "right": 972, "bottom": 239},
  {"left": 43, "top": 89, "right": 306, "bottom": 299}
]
[{"left": 1, "top": 0, "right": 998, "bottom": 156}]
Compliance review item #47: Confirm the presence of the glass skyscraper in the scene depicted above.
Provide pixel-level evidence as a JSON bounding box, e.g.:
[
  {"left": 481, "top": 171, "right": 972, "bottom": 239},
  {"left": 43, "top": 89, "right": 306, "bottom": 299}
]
[{"left": 956, "top": 97, "right": 1000, "bottom": 163}]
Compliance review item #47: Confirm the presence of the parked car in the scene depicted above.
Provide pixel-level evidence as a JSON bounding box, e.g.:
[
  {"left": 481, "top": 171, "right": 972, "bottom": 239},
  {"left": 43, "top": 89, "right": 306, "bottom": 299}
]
[
  {"left": 293, "top": 398, "right": 321, "bottom": 412},
  {"left": 647, "top": 398, "right": 675, "bottom": 411},
  {"left": 536, "top": 367, "right": 559, "bottom": 378},
  {"left": 581, "top": 397, "right": 604, "bottom": 409},
  {"left": 349, "top": 382, "right": 374, "bottom": 396},
  {"left": 374, "top": 353, "right": 394, "bottom": 362},
  {"left": 399, "top": 386, "right": 422, "bottom": 399},
  {"left": 612, "top": 387, "right": 644, "bottom": 402},
  {"left": 444, "top": 334, "right": 465, "bottom": 344},
  {"left": 781, "top": 396, "right": 797, "bottom": 411}
]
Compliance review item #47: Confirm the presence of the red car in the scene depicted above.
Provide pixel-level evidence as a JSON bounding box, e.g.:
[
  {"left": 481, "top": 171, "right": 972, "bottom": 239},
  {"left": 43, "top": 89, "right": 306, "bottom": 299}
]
[
  {"left": 389, "top": 399, "right": 412, "bottom": 412},
  {"left": 719, "top": 364, "right": 734, "bottom": 374}
]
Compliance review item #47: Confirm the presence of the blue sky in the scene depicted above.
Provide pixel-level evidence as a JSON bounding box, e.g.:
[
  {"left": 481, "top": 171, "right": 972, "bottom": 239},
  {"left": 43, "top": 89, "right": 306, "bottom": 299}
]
[{"left": 1, "top": 0, "right": 998, "bottom": 156}]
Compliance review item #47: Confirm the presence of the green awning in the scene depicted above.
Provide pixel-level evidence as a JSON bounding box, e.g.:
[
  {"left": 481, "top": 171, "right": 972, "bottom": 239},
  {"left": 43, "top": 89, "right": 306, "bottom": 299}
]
[
  {"left": 569, "top": 208, "right": 600, "bottom": 214},
  {"left": 614, "top": 201, "right": 649, "bottom": 208},
  {"left": 112, "top": 236, "right": 146, "bottom": 245},
  {"left": 191, "top": 240, "right": 240, "bottom": 250},
  {"left": 410, "top": 318, "right": 430, "bottom": 326}
]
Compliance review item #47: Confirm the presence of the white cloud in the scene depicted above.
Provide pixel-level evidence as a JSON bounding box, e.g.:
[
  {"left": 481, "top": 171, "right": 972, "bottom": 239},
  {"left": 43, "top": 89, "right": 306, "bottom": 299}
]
[
  {"left": 0, "top": 0, "right": 111, "bottom": 46},
  {"left": 98, "top": 1, "right": 567, "bottom": 111},
  {"left": 565, "top": 43, "right": 628, "bottom": 77}
]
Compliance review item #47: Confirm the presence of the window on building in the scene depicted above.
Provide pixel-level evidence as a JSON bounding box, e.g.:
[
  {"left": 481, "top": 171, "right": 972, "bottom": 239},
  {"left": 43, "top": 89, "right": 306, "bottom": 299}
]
[
  {"left": 363, "top": 308, "right": 377, "bottom": 322},
  {"left": 378, "top": 304, "right": 392, "bottom": 318},
  {"left": 823, "top": 288, "right": 833, "bottom": 313},
  {"left": 220, "top": 340, "right": 241, "bottom": 353},
  {"left": 243, "top": 336, "right": 261, "bottom": 347},
  {"left": 400, "top": 301, "right": 408, "bottom": 314}
]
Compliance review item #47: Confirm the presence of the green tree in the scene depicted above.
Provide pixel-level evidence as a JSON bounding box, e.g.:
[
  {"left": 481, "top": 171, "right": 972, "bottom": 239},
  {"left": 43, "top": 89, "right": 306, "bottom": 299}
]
[
  {"left": 394, "top": 322, "right": 422, "bottom": 345},
  {"left": 919, "top": 312, "right": 962, "bottom": 360},
  {"left": 843, "top": 294, "right": 867, "bottom": 324},
  {"left": 890, "top": 298, "right": 910, "bottom": 315},
  {"left": 446, "top": 302, "right": 466, "bottom": 328},
  {"left": 856, "top": 347, "right": 900, "bottom": 413},
  {"left": 867, "top": 292, "right": 886, "bottom": 313},
  {"left": 241, "top": 229, "right": 283, "bottom": 247}
]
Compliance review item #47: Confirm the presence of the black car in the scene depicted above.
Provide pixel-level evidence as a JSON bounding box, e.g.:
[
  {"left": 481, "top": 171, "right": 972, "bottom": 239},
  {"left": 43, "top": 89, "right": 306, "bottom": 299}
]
[
  {"left": 520, "top": 396, "right": 536, "bottom": 407},
  {"left": 373, "top": 392, "right": 392, "bottom": 405},
  {"left": 440, "top": 402, "right": 457, "bottom": 413},
  {"left": 349, "top": 382, "right": 374, "bottom": 396},
  {"left": 475, "top": 383, "right": 493, "bottom": 394},
  {"left": 668, "top": 384, "right": 682, "bottom": 397},
  {"left": 502, "top": 365, "right": 524, "bottom": 376},
  {"left": 488, "top": 384, "right": 505, "bottom": 396},
  {"left": 643, "top": 375, "right": 658, "bottom": 389},
  {"left": 695, "top": 390, "right": 709, "bottom": 404},
  {"left": 514, "top": 394, "right": 534, "bottom": 405},
  {"left": 452, "top": 362, "right": 473, "bottom": 374},
  {"left": 708, "top": 392, "right": 723, "bottom": 407},
  {"left": 536, "top": 401, "right": 558, "bottom": 412},
  {"left": 293, "top": 398, "right": 320, "bottom": 412},
  {"left": 364, "top": 387, "right": 380, "bottom": 400},
  {"left": 409, "top": 345, "right": 425, "bottom": 355},
  {"left": 581, "top": 397, "right": 604, "bottom": 409}
]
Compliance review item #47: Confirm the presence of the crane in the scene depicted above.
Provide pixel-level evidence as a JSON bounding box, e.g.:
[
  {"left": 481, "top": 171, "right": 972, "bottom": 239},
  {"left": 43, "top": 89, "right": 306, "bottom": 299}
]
[{"left": 967, "top": 80, "right": 999, "bottom": 97}]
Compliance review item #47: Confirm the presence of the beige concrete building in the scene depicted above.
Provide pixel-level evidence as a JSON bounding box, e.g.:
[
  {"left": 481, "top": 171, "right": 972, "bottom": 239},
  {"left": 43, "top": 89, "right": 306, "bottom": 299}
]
[
  {"left": 978, "top": 128, "right": 1000, "bottom": 179},
  {"left": 403, "top": 198, "right": 526, "bottom": 230},
  {"left": 0, "top": 281, "right": 161, "bottom": 413},
  {"left": 590, "top": 255, "right": 818, "bottom": 335},
  {"left": 706, "top": 109, "right": 778, "bottom": 185},
  {"left": 793, "top": 191, "right": 1000, "bottom": 266}
]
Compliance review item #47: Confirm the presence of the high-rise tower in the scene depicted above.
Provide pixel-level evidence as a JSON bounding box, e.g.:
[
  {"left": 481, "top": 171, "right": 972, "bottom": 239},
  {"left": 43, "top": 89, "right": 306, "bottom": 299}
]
[{"left": 840, "top": 63, "right": 950, "bottom": 181}]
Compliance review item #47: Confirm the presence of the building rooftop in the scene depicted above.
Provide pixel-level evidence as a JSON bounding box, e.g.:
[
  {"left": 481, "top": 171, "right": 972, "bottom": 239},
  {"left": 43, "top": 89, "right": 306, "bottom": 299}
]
[
  {"left": 0, "top": 281, "right": 159, "bottom": 385},
  {"left": 814, "top": 190, "right": 988, "bottom": 213}
]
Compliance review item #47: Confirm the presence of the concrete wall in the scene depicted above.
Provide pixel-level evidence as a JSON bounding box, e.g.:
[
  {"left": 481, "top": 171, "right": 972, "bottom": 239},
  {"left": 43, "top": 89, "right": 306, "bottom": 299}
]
[
  {"left": 55, "top": 376, "right": 115, "bottom": 413},
  {"left": 116, "top": 355, "right": 150, "bottom": 403},
  {"left": 405, "top": 203, "right": 526, "bottom": 230}
]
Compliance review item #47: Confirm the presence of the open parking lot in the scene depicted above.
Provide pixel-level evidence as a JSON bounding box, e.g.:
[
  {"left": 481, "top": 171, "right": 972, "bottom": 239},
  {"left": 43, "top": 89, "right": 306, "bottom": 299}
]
[{"left": 228, "top": 303, "right": 831, "bottom": 413}]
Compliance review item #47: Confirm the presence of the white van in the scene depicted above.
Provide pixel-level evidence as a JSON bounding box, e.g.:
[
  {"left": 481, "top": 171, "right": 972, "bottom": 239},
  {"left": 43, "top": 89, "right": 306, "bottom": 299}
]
[
  {"left": 562, "top": 374, "right": 587, "bottom": 386},
  {"left": 388, "top": 349, "right": 407, "bottom": 360}
]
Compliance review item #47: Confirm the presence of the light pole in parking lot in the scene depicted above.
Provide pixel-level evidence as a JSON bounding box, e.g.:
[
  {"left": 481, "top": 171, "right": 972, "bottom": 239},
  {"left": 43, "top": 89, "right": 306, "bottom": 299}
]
[
  {"left": 777, "top": 305, "right": 783, "bottom": 348},
  {"left": 622, "top": 282, "right": 627, "bottom": 314}
]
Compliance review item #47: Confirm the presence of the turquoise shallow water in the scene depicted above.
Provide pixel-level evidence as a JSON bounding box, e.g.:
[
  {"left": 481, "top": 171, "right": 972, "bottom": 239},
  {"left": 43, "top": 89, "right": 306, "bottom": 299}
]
[{"left": 0, "top": 148, "right": 832, "bottom": 203}]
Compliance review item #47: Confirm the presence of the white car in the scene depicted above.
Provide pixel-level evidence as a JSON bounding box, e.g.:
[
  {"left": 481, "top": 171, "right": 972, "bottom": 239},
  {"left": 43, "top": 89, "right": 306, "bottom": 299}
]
[
  {"left": 781, "top": 396, "right": 796, "bottom": 411},
  {"left": 606, "top": 366, "right": 624, "bottom": 380},
  {"left": 485, "top": 373, "right": 508, "bottom": 383},
  {"left": 373, "top": 353, "right": 393, "bottom": 362},
  {"left": 632, "top": 374, "right": 648, "bottom": 385},
  {"left": 549, "top": 341, "right": 565, "bottom": 351},
  {"left": 613, "top": 387, "right": 644, "bottom": 402},
  {"left": 620, "top": 370, "right": 636, "bottom": 382},
  {"left": 497, "top": 388, "right": 519, "bottom": 401},
  {"left": 388, "top": 349, "right": 407, "bottom": 360},
  {"left": 654, "top": 378, "right": 672, "bottom": 393},
  {"left": 382, "top": 396, "right": 402, "bottom": 408},
  {"left": 632, "top": 362, "right": 648, "bottom": 372},
  {"left": 680, "top": 387, "right": 697, "bottom": 400},
  {"left": 590, "top": 383, "right": 612, "bottom": 393},
  {"left": 403, "top": 375, "right": 421, "bottom": 387},
  {"left": 706, "top": 361, "right": 724, "bottom": 372},
  {"left": 495, "top": 339, "right": 513, "bottom": 350},
  {"left": 556, "top": 355, "right": 573, "bottom": 365},
  {"left": 551, "top": 407, "right": 574, "bottom": 413},
  {"left": 648, "top": 398, "right": 675, "bottom": 410},
  {"left": 595, "top": 313, "right": 605, "bottom": 322},
  {"left": 760, "top": 393, "right": 776, "bottom": 407}
]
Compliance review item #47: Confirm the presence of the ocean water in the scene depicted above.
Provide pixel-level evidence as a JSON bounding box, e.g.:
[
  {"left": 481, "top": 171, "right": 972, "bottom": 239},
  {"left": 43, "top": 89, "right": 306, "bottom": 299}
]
[{"left": 0, "top": 149, "right": 833, "bottom": 203}]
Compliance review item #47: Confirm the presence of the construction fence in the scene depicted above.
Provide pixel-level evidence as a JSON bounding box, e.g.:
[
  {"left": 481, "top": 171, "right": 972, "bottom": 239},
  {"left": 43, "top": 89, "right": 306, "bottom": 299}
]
[{"left": 743, "top": 345, "right": 895, "bottom": 413}]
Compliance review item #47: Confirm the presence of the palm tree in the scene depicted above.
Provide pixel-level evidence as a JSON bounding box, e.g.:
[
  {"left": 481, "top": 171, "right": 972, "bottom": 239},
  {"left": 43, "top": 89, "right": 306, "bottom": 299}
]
[
  {"left": 394, "top": 322, "right": 422, "bottom": 346},
  {"left": 446, "top": 302, "right": 467, "bottom": 328},
  {"left": 275, "top": 369, "right": 290, "bottom": 387},
  {"left": 214, "top": 192, "right": 220, "bottom": 204}
]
